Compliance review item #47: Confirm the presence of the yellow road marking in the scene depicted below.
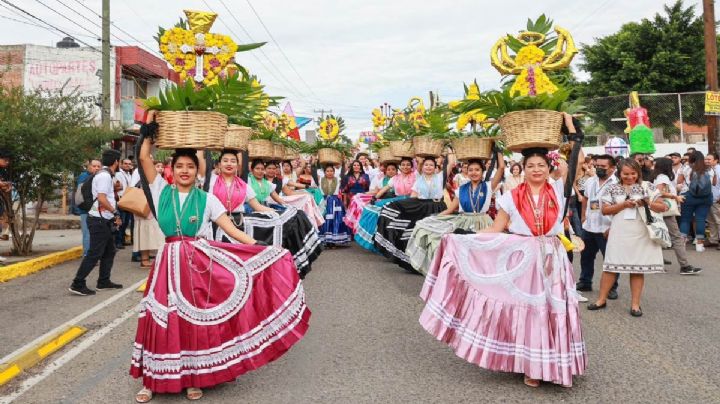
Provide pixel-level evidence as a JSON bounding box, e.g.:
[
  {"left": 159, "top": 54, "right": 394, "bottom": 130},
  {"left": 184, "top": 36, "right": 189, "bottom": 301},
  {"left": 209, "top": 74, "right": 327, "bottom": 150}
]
[{"left": 0, "top": 325, "right": 86, "bottom": 386}]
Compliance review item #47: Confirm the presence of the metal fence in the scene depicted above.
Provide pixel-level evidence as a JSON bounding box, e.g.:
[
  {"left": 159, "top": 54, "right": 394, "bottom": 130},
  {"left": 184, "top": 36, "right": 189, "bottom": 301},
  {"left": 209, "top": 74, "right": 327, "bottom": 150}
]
[{"left": 581, "top": 91, "right": 707, "bottom": 146}]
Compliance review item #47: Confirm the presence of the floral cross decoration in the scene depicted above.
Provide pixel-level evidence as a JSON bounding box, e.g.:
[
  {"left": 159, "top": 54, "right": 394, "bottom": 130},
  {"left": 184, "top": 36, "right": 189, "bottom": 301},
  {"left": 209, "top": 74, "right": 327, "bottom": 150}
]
[{"left": 159, "top": 10, "right": 238, "bottom": 86}]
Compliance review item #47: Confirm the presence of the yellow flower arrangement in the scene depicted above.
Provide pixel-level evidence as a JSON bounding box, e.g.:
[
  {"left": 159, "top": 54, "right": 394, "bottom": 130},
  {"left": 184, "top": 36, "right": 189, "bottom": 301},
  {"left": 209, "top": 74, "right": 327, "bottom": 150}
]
[
  {"left": 261, "top": 112, "right": 279, "bottom": 131},
  {"left": 514, "top": 45, "right": 545, "bottom": 66},
  {"left": 409, "top": 110, "right": 428, "bottom": 129},
  {"left": 371, "top": 108, "right": 386, "bottom": 129},
  {"left": 319, "top": 117, "right": 340, "bottom": 141},
  {"left": 159, "top": 25, "right": 238, "bottom": 86},
  {"left": 392, "top": 110, "right": 406, "bottom": 125},
  {"left": 490, "top": 15, "right": 577, "bottom": 97}
]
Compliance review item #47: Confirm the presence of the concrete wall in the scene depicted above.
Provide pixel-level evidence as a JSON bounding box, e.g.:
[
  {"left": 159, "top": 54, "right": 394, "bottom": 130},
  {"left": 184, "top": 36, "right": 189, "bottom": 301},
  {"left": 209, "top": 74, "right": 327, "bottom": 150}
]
[
  {"left": 0, "top": 45, "right": 26, "bottom": 88},
  {"left": 22, "top": 45, "right": 116, "bottom": 123}
]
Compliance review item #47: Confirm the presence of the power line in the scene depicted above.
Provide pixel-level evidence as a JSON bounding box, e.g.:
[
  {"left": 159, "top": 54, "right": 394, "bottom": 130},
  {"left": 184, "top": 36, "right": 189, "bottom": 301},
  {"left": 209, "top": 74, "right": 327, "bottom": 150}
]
[
  {"left": 570, "top": 0, "right": 617, "bottom": 33},
  {"left": 203, "top": 0, "right": 312, "bottom": 97},
  {"left": 0, "top": 0, "right": 102, "bottom": 52},
  {"left": 0, "top": 13, "right": 95, "bottom": 39},
  {"left": 68, "top": 0, "right": 165, "bottom": 59},
  {"left": 242, "top": 0, "right": 321, "bottom": 101},
  {"left": 32, "top": 0, "right": 101, "bottom": 40},
  {"left": 208, "top": 0, "right": 308, "bottom": 100}
]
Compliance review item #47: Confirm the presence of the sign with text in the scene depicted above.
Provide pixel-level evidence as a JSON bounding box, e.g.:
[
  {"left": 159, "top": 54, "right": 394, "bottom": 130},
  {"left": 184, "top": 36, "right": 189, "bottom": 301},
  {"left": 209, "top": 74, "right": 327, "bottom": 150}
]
[
  {"left": 705, "top": 91, "right": 720, "bottom": 115},
  {"left": 23, "top": 45, "right": 115, "bottom": 121}
]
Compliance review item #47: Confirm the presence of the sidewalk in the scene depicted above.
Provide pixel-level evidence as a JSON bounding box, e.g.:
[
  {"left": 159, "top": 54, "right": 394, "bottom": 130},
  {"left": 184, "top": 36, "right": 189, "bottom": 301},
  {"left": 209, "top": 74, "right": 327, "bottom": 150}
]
[{"left": 0, "top": 229, "right": 82, "bottom": 265}]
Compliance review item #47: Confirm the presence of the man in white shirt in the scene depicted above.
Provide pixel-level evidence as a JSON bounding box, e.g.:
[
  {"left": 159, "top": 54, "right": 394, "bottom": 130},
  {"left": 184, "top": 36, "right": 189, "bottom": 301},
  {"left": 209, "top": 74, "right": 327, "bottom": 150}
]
[
  {"left": 114, "top": 158, "right": 134, "bottom": 249},
  {"left": 70, "top": 149, "right": 124, "bottom": 296},
  {"left": 705, "top": 152, "right": 720, "bottom": 249},
  {"left": 668, "top": 152, "right": 683, "bottom": 191},
  {"left": 577, "top": 154, "right": 619, "bottom": 299}
]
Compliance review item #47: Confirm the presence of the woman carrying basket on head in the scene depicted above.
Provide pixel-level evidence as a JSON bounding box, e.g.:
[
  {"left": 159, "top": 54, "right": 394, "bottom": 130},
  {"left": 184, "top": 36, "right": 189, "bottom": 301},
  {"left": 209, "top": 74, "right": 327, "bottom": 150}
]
[
  {"left": 318, "top": 164, "right": 352, "bottom": 246},
  {"left": 374, "top": 156, "right": 451, "bottom": 271},
  {"left": 131, "top": 120, "right": 310, "bottom": 403},
  {"left": 244, "top": 159, "right": 323, "bottom": 278},
  {"left": 419, "top": 112, "right": 587, "bottom": 388},
  {"left": 354, "top": 158, "right": 413, "bottom": 252},
  {"left": 406, "top": 152, "right": 504, "bottom": 275}
]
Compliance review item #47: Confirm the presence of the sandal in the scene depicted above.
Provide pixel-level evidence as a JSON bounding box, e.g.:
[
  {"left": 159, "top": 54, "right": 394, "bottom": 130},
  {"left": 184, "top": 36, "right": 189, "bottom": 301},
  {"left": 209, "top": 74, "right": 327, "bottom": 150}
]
[
  {"left": 186, "top": 388, "right": 203, "bottom": 401},
  {"left": 523, "top": 376, "right": 540, "bottom": 388},
  {"left": 140, "top": 260, "right": 153, "bottom": 268},
  {"left": 135, "top": 388, "right": 153, "bottom": 403}
]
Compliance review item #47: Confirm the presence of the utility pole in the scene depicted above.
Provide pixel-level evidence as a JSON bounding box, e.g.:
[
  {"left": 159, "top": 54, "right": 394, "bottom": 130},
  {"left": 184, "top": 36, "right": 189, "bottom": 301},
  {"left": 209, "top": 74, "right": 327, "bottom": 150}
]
[
  {"left": 313, "top": 108, "right": 332, "bottom": 123},
  {"left": 101, "top": 0, "right": 111, "bottom": 130},
  {"left": 703, "top": 0, "right": 718, "bottom": 154}
]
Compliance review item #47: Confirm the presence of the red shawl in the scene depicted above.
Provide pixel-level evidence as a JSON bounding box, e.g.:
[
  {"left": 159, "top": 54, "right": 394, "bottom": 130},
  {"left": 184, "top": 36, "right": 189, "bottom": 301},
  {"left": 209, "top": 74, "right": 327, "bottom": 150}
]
[{"left": 511, "top": 182, "right": 559, "bottom": 236}]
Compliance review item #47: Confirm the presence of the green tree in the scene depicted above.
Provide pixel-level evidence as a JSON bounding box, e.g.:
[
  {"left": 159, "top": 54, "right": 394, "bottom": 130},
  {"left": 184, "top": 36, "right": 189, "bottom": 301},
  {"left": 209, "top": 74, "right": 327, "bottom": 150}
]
[
  {"left": 580, "top": 1, "right": 707, "bottom": 96},
  {"left": 0, "top": 85, "right": 119, "bottom": 255},
  {"left": 579, "top": 0, "right": 714, "bottom": 139}
]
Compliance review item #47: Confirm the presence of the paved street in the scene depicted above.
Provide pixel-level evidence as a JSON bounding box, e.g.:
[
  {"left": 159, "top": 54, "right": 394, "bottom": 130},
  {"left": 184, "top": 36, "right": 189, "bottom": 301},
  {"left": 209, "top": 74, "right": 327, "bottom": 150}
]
[{"left": 1, "top": 239, "right": 719, "bottom": 403}]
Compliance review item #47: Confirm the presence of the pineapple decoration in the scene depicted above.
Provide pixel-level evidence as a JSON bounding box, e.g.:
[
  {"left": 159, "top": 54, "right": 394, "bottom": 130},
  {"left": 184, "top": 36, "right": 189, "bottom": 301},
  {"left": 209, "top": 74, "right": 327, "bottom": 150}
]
[{"left": 490, "top": 15, "right": 578, "bottom": 96}]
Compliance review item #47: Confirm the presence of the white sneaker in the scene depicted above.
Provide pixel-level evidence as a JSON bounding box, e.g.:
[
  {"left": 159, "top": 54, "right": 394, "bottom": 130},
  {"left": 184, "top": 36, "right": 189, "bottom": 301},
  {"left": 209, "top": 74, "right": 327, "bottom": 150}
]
[
  {"left": 0, "top": 256, "right": 7, "bottom": 263},
  {"left": 576, "top": 292, "right": 588, "bottom": 303},
  {"left": 696, "top": 243, "right": 705, "bottom": 252}
]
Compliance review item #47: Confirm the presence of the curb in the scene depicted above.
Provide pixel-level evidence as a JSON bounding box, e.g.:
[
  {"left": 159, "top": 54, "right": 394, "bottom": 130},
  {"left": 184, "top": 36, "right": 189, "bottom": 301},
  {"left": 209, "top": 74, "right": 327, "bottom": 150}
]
[
  {"left": 0, "top": 246, "right": 83, "bottom": 283},
  {"left": 0, "top": 325, "right": 87, "bottom": 386}
]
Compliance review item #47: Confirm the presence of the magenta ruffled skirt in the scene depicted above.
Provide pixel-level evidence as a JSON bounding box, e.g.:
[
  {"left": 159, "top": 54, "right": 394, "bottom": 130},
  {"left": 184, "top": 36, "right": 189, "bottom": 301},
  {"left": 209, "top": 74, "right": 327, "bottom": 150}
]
[
  {"left": 419, "top": 233, "right": 586, "bottom": 386},
  {"left": 130, "top": 238, "right": 310, "bottom": 393}
]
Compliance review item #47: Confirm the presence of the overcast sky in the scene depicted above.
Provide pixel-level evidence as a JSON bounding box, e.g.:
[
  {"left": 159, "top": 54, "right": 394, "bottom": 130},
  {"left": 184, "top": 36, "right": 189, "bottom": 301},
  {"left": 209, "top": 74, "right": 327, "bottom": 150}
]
[{"left": 0, "top": 0, "right": 710, "bottom": 136}]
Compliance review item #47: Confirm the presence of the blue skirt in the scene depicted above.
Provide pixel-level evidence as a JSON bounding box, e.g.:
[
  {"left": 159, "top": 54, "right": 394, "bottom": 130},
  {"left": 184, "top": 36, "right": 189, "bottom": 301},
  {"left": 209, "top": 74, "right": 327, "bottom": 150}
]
[
  {"left": 319, "top": 195, "right": 351, "bottom": 245},
  {"left": 354, "top": 196, "right": 408, "bottom": 253}
]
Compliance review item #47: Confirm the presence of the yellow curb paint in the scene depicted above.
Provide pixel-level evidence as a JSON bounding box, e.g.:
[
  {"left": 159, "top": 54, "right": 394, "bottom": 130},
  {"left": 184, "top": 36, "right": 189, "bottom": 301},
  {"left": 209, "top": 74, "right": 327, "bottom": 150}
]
[
  {"left": 0, "top": 364, "right": 21, "bottom": 385},
  {"left": 0, "top": 246, "right": 83, "bottom": 283},
  {"left": 136, "top": 281, "right": 146, "bottom": 293},
  {"left": 0, "top": 325, "right": 86, "bottom": 386},
  {"left": 36, "top": 326, "right": 86, "bottom": 359}
]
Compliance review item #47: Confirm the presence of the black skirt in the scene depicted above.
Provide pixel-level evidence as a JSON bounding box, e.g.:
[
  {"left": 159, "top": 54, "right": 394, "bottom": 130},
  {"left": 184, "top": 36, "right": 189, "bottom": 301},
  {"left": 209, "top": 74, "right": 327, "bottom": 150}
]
[
  {"left": 215, "top": 206, "right": 322, "bottom": 278},
  {"left": 374, "top": 198, "right": 446, "bottom": 272}
]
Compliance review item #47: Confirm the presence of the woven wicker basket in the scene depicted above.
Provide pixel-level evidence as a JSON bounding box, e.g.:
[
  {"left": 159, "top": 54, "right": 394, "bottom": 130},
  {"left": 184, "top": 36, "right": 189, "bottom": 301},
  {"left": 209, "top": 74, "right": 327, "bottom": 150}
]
[
  {"left": 412, "top": 135, "right": 444, "bottom": 158},
  {"left": 223, "top": 124, "right": 252, "bottom": 151},
  {"left": 451, "top": 136, "right": 496, "bottom": 161},
  {"left": 272, "top": 143, "right": 286, "bottom": 161},
  {"left": 248, "top": 139, "right": 274, "bottom": 160},
  {"left": 377, "top": 147, "right": 399, "bottom": 164},
  {"left": 155, "top": 111, "right": 227, "bottom": 150},
  {"left": 498, "top": 109, "right": 563, "bottom": 152},
  {"left": 389, "top": 140, "right": 415, "bottom": 158},
  {"left": 283, "top": 148, "right": 300, "bottom": 161},
  {"left": 317, "top": 148, "right": 343, "bottom": 165}
]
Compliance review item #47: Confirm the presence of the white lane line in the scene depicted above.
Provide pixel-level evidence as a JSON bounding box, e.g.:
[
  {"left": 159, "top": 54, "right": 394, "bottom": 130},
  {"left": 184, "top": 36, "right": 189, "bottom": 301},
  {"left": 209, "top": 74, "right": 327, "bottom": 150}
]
[
  {"left": 1, "top": 308, "right": 137, "bottom": 404},
  {"left": 0, "top": 278, "right": 145, "bottom": 366}
]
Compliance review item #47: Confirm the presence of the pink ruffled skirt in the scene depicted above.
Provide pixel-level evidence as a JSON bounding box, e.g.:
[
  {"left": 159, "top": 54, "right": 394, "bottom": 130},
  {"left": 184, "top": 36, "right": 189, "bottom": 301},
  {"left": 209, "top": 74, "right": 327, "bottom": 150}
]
[
  {"left": 281, "top": 193, "right": 325, "bottom": 229},
  {"left": 130, "top": 238, "right": 310, "bottom": 393},
  {"left": 419, "top": 233, "right": 586, "bottom": 386},
  {"left": 343, "top": 193, "right": 372, "bottom": 233}
]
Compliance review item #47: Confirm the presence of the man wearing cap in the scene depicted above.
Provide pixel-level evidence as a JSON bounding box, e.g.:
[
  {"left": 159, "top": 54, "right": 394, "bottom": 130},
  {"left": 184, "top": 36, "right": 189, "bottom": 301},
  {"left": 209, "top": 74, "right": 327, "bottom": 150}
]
[{"left": 69, "top": 149, "right": 124, "bottom": 296}]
